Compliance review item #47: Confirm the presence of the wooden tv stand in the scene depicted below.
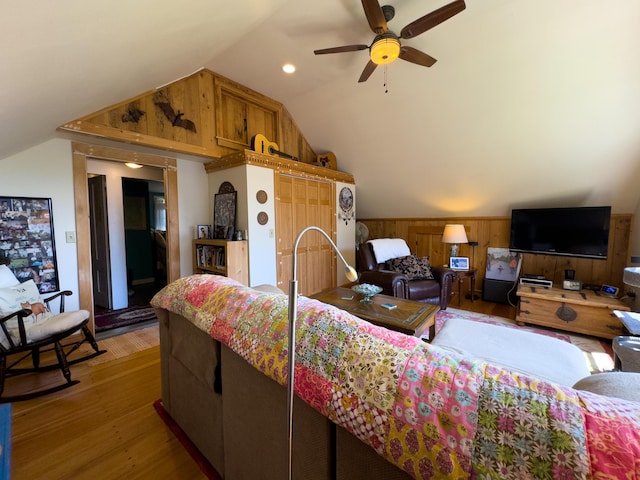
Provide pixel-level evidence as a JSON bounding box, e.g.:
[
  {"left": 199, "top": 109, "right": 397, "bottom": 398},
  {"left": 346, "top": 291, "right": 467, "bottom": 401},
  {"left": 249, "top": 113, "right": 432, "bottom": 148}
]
[{"left": 516, "top": 284, "right": 630, "bottom": 339}]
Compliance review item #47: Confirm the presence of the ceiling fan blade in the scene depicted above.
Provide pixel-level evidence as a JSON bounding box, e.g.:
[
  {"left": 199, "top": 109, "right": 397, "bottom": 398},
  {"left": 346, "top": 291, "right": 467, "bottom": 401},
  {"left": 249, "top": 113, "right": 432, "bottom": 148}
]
[
  {"left": 358, "top": 60, "right": 378, "bottom": 83},
  {"left": 400, "top": 0, "right": 466, "bottom": 39},
  {"left": 361, "top": 0, "right": 388, "bottom": 34},
  {"left": 314, "top": 44, "right": 369, "bottom": 55},
  {"left": 399, "top": 46, "right": 437, "bottom": 67}
]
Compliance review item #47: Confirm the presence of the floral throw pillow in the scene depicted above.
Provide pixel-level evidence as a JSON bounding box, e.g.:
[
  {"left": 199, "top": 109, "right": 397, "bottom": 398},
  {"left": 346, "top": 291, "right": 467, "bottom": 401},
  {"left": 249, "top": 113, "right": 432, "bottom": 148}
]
[{"left": 386, "top": 255, "right": 434, "bottom": 280}]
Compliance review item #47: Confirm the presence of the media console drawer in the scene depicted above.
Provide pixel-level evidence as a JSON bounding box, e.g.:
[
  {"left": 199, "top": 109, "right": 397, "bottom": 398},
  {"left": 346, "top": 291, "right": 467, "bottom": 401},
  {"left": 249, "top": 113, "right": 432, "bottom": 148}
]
[{"left": 516, "top": 285, "right": 629, "bottom": 339}]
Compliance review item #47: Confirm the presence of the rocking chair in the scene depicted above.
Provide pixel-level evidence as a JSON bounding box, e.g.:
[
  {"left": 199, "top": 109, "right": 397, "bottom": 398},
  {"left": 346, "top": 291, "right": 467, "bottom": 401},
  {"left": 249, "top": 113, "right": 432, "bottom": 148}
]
[{"left": 0, "top": 269, "right": 105, "bottom": 402}]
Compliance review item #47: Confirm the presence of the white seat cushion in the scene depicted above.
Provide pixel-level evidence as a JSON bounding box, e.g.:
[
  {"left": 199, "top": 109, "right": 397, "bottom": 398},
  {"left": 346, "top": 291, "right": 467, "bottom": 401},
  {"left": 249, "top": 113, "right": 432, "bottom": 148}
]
[
  {"left": 432, "top": 317, "right": 591, "bottom": 386},
  {"left": 27, "top": 310, "right": 89, "bottom": 343}
]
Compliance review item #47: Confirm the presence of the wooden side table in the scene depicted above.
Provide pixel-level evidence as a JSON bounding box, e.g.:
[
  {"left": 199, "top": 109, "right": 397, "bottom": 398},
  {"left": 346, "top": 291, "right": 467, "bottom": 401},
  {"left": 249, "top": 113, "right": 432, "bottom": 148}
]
[{"left": 453, "top": 269, "right": 477, "bottom": 307}]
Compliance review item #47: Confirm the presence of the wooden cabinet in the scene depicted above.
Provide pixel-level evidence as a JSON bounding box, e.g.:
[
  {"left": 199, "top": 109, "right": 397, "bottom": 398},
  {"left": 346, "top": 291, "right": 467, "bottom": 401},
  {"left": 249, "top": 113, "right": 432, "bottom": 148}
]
[
  {"left": 192, "top": 239, "right": 248, "bottom": 285},
  {"left": 215, "top": 78, "right": 280, "bottom": 150},
  {"left": 275, "top": 174, "right": 335, "bottom": 296},
  {"left": 516, "top": 284, "right": 630, "bottom": 339}
]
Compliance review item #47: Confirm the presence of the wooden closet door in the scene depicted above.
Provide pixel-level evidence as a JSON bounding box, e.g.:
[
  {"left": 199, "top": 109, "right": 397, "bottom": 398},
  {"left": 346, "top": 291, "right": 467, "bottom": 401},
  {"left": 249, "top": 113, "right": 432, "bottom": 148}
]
[{"left": 276, "top": 174, "right": 335, "bottom": 296}]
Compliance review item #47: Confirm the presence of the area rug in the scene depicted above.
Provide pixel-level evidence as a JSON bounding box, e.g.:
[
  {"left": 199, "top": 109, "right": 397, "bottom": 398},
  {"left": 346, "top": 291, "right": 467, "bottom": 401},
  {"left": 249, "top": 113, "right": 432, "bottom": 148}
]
[
  {"left": 436, "top": 308, "right": 614, "bottom": 372},
  {"left": 153, "top": 399, "right": 222, "bottom": 480},
  {"left": 87, "top": 325, "right": 159, "bottom": 366},
  {"left": 95, "top": 305, "right": 158, "bottom": 332}
]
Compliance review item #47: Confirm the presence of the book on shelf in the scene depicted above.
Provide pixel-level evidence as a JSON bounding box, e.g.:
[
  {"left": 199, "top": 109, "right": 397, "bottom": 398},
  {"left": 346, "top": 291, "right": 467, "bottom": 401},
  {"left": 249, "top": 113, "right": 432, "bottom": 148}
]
[{"left": 196, "top": 245, "right": 226, "bottom": 270}]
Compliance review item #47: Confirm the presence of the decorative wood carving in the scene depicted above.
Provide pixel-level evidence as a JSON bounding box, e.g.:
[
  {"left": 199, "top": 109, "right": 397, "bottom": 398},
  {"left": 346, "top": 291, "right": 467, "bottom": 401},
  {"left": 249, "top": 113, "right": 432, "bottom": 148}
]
[{"left": 153, "top": 91, "right": 197, "bottom": 133}]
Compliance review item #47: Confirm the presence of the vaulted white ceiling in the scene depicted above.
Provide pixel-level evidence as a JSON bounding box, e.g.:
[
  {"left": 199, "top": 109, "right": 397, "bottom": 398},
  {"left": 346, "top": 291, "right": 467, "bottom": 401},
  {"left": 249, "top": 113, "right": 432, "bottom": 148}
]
[{"left": 2, "top": 0, "right": 640, "bottom": 218}]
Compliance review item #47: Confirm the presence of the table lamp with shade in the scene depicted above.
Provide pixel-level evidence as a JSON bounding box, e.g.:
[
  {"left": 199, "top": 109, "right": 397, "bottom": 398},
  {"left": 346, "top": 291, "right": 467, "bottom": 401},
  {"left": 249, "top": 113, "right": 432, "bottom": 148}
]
[
  {"left": 287, "top": 226, "right": 358, "bottom": 480},
  {"left": 442, "top": 224, "right": 468, "bottom": 257}
]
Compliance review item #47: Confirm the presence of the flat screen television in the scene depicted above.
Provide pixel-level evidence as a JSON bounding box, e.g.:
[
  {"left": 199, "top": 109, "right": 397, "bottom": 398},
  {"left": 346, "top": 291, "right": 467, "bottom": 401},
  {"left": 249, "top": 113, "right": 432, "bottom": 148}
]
[{"left": 509, "top": 206, "right": 611, "bottom": 259}]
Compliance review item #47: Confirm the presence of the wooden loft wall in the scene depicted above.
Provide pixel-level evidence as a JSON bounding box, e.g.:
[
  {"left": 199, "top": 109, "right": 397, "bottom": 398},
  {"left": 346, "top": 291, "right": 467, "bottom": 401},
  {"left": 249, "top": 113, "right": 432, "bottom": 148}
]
[
  {"left": 59, "top": 69, "right": 318, "bottom": 164},
  {"left": 358, "top": 215, "right": 632, "bottom": 294}
]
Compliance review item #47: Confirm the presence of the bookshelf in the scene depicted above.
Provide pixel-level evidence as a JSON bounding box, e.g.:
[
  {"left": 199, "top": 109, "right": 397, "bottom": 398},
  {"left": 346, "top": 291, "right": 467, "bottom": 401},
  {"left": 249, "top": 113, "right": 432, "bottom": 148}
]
[{"left": 192, "top": 239, "right": 248, "bottom": 285}]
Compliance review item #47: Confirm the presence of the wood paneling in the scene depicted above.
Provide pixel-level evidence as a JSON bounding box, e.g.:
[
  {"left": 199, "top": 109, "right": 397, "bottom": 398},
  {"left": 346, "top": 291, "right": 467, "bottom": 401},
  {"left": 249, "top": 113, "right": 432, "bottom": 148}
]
[
  {"left": 359, "top": 215, "right": 633, "bottom": 295},
  {"left": 59, "top": 69, "right": 320, "bottom": 166}
]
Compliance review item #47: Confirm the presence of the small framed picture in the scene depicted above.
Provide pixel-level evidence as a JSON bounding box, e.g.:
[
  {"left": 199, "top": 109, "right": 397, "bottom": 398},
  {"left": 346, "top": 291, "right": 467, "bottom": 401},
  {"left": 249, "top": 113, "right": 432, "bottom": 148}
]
[
  {"left": 450, "top": 257, "right": 469, "bottom": 270},
  {"left": 196, "top": 224, "right": 211, "bottom": 239}
]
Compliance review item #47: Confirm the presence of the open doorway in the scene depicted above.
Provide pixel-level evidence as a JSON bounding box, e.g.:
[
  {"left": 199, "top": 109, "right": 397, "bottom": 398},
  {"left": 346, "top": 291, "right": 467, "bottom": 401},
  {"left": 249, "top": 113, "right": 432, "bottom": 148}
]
[
  {"left": 86, "top": 160, "right": 167, "bottom": 334},
  {"left": 71, "top": 142, "right": 180, "bottom": 336}
]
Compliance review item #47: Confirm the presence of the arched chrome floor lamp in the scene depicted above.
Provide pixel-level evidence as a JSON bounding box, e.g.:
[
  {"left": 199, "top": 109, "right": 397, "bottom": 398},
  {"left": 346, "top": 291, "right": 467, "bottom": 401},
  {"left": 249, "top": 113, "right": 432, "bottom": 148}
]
[{"left": 287, "top": 226, "right": 358, "bottom": 480}]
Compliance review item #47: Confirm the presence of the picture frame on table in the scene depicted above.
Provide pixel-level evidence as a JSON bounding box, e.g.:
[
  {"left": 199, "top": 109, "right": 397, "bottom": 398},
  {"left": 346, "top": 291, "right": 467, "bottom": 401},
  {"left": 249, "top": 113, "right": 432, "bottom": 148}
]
[{"left": 450, "top": 257, "right": 469, "bottom": 271}]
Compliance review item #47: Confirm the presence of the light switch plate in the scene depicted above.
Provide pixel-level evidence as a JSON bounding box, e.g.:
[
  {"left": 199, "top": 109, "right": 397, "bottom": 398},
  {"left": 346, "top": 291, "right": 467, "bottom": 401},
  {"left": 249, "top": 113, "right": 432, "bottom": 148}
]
[{"left": 65, "top": 231, "right": 76, "bottom": 243}]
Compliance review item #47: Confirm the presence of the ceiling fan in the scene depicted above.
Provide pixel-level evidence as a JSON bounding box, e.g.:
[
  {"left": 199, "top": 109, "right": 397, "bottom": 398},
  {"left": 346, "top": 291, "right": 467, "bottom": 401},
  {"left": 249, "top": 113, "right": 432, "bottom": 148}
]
[{"left": 314, "top": 0, "right": 466, "bottom": 83}]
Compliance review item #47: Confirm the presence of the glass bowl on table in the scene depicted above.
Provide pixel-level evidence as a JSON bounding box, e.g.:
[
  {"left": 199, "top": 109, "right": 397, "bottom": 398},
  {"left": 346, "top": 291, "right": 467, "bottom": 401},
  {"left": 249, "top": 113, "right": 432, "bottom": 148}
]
[{"left": 351, "top": 283, "right": 383, "bottom": 304}]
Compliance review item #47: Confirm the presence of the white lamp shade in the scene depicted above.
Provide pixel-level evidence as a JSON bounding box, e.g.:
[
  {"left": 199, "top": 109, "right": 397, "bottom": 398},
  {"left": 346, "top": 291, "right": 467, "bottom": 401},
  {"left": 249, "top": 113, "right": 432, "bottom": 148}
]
[{"left": 442, "top": 224, "right": 468, "bottom": 244}]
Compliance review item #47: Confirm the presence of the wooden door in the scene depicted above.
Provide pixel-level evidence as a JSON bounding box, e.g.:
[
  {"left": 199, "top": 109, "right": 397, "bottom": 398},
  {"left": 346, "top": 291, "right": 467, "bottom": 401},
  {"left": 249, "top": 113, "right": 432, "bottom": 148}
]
[
  {"left": 218, "top": 91, "right": 249, "bottom": 147},
  {"left": 88, "top": 175, "right": 112, "bottom": 309},
  {"left": 276, "top": 174, "right": 335, "bottom": 296}
]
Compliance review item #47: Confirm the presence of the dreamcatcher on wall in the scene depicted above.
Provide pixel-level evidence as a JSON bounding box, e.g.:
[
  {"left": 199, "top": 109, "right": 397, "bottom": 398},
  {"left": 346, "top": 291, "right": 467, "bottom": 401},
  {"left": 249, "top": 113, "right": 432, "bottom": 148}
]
[
  {"left": 0, "top": 196, "right": 59, "bottom": 293},
  {"left": 338, "top": 186, "right": 355, "bottom": 225}
]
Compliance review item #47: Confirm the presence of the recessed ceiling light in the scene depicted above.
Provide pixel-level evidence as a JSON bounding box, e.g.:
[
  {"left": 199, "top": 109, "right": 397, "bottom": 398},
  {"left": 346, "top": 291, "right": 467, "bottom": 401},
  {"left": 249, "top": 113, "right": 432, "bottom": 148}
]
[{"left": 282, "top": 64, "right": 296, "bottom": 74}]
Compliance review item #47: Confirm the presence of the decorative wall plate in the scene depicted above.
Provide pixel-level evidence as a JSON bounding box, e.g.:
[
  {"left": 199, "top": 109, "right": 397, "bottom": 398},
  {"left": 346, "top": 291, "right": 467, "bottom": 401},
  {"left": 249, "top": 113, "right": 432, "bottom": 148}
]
[
  {"left": 257, "top": 211, "right": 269, "bottom": 225},
  {"left": 256, "top": 190, "right": 268, "bottom": 204}
]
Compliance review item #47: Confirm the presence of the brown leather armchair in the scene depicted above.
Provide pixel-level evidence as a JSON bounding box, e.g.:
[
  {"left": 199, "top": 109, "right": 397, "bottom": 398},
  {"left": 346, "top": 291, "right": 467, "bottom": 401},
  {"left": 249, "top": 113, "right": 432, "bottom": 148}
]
[{"left": 357, "top": 240, "right": 455, "bottom": 309}]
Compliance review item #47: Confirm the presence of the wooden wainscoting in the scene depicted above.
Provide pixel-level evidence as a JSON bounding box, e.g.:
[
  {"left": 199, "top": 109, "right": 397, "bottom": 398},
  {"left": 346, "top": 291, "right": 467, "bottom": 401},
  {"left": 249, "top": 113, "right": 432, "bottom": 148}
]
[{"left": 358, "top": 215, "right": 632, "bottom": 296}]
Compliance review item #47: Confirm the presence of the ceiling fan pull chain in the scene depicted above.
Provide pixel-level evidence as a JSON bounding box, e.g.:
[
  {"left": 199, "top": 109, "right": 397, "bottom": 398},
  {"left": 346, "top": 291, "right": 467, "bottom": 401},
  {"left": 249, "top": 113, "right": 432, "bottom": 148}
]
[{"left": 384, "top": 64, "right": 389, "bottom": 93}]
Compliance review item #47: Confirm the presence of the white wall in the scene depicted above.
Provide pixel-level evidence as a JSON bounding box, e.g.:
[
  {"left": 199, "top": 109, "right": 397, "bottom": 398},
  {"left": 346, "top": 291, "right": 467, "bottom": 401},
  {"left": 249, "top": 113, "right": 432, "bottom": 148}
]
[
  {"left": 176, "top": 158, "right": 210, "bottom": 276},
  {"left": 0, "top": 139, "right": 81, "bottom": 310},
  {"left": 0, "top": 138, "right": 210, "bottom": 311},
  {"left": 335, "top": 182, "right": 356, "bottom": 285},
  {"left": 245, "top": 165, "right": 276, "bottom": 286},
  {"left": 207, "top": 164, "right": 277, "bottom": 286}
]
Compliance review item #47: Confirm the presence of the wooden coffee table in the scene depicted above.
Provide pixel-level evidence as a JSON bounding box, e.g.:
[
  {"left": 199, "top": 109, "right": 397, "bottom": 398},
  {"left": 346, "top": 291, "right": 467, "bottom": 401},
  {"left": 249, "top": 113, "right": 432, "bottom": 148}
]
[{"left": 311, "top": 287, "right": 439, "bottom": 339}]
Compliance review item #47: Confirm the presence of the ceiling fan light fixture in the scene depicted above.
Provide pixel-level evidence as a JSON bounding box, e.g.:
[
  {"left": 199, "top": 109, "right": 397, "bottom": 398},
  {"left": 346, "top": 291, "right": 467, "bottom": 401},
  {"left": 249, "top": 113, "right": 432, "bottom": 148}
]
[{"left": 370, "top": 36, "right": 400, "bottom": 65}]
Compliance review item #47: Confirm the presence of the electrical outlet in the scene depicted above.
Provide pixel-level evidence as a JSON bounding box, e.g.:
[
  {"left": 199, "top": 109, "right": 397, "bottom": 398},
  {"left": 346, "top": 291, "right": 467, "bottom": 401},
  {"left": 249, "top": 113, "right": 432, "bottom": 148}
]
[{"left": 65, "top": 231, "right": 76, "bottom": 243}]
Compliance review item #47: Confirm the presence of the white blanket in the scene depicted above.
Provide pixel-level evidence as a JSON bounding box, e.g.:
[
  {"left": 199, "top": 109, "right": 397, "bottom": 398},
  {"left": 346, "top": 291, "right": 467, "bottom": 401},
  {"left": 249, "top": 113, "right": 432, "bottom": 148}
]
[
  {"left": 431, "top": 317, "right": 591, "bottom": 386},
  {"left": 368, "top": 238, "right": 411, "bottom": 264}
]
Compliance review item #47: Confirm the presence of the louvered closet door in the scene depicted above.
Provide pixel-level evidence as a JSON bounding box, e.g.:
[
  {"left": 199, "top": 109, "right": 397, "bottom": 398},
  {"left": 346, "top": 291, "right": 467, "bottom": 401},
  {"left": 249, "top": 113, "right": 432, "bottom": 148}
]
[{"left": 276, "top": 173, "right": 335, "bottom": 296}]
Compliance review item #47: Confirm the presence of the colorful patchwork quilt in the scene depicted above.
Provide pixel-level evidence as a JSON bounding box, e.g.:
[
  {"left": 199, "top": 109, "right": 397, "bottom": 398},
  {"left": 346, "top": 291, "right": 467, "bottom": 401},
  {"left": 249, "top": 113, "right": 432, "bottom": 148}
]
[{"left": 151, "top": 275, "right": 640, "bottom": 479}]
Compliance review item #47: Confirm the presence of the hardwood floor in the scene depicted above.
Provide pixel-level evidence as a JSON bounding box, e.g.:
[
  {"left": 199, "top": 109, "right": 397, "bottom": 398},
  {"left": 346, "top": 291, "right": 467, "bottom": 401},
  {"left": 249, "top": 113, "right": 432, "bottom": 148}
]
[
  {"left": 8, "top": 292, "right": 513, "bottom": 480},
  {"left": 10, "top": 346, "right": 206, "bottom": 480},
  {"left": 452, "top": 289, "right": 518, "bottom": 320}
]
